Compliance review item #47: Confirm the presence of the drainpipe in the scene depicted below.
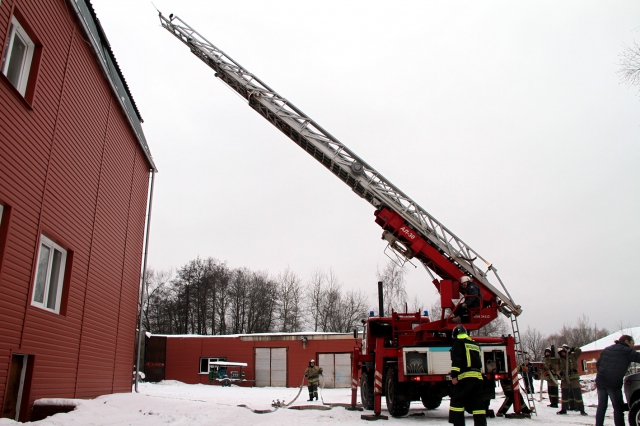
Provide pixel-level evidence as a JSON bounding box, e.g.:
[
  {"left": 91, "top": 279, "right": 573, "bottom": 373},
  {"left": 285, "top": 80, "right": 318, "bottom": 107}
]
[{"left": 135, "top": 169, "right": 156, "bottom": 393}]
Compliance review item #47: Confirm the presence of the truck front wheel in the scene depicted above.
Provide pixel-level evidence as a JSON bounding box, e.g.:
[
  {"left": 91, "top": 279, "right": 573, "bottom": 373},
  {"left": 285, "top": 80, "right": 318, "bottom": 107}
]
[
  {"left": 360, "top": 371, "right": 374, "bottom": 410},
  {"left": 385, "top": 367, "right": 410, "bottom": 417}
]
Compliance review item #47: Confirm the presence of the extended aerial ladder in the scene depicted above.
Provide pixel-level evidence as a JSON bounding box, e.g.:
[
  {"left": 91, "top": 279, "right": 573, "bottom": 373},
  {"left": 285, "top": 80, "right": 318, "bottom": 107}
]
[{"left": 158, "top": 12, "right": 531, "bottom": 414}]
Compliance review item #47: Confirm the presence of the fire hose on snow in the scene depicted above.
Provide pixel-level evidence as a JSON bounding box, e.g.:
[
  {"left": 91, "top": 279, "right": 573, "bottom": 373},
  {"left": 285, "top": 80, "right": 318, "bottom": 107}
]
[{"left": 238, "top": 374, "right": 359, "bottom": 413}]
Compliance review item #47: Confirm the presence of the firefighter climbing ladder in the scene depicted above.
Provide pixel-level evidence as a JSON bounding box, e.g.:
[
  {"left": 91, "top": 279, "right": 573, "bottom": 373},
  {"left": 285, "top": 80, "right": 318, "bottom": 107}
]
[{"left": 158, "top": 11, "right": 527, "bottom": 402}]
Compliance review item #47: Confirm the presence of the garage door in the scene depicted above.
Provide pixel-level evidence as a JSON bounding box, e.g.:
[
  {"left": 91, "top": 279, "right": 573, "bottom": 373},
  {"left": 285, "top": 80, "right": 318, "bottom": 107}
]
[
  {"left": 255, "top": 348, "right": 287, "bottom": 387},
  {"left": 318, "top": 353, "right": 351, "bottom": 388}
]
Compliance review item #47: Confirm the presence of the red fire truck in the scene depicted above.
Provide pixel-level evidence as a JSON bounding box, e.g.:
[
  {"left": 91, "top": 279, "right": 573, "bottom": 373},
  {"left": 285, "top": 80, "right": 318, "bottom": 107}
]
[{"left": 159, "top": 12, "right": 528, "bottom": 419}]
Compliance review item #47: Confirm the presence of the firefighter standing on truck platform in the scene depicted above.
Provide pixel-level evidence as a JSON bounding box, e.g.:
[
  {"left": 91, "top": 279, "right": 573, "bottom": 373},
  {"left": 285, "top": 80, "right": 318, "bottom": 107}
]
[
  {"left": 452, "top": 276, "right": 482, "bottom": 324},
  {"left": 449, "top": 324, "right": 486, "bottom": 426},
  {"left": 304, "top": 359, "right": 323, "bottom": 401}
]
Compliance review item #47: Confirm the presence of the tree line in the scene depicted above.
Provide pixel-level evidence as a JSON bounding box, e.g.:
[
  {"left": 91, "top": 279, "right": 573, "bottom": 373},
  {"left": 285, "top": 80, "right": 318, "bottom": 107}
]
[
  {"left": 519, "top": 314, "right": 613, "bottom": 361},
  {"left": 140, "top": 256, "right": 620, "bottom": 356},
  {"left": 141, "top": 257, "right": 371, "bottom": 335}
]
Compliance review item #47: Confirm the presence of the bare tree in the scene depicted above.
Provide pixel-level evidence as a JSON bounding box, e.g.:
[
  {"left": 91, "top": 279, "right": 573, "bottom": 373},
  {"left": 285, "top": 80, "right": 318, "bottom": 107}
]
[
  {"left": 300, "top": 269, "right": 369, "bottom": 332},
  {"left": 614, "top": 320, "right": 637, "bottom": 340},
  {"left": 228, "top": 268, "right": 251, "bottom": 334},
  {"left": 409, "top": 294, "right": 425, "bottom": 314},
  {"left": 376, "top": 261, "right": 407, "bottom": 314},
  {"left": 520, "top": 326, "right": 545, "bottom": 361},
  {"left": 318, "top": 270, "right": 342, "bottom": 332},
  {"left": 245, "top": 271, "right": 278, "bottom": 333},
  {"left": 203, "top": 258, "right": 231, "bottom": 335},
  {"left": 474, "top": 317, "right": 510, "bottom": 337},
  {"left": 330, "top": 289, "right": 370, "bottom": 333},
  {"left": 619, "top": 40, "right": 640, "bottom": 95},
  {"left": 276, "top": 267, "right": 303, "bottom": 332},
  {"left": 545, "top": 315, "right": 609, "bottom": 349},
  {"left": 429, "top": 298, "right": 443, "bottom": 321},
  {"left": 142, "top": 268, "right": 174, "bottom": 333},
  {"left": 306, "top": 269, "right": 326, "bottom": 331}
]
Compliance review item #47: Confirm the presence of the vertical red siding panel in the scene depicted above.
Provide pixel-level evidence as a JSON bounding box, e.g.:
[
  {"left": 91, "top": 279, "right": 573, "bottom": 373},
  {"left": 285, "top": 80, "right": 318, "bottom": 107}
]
[
  {"left": 112, "top": 155, "right": 149, "bottom": 393},
  {"left": 75, "top": 100, "right": 139, "bottom": 398}
]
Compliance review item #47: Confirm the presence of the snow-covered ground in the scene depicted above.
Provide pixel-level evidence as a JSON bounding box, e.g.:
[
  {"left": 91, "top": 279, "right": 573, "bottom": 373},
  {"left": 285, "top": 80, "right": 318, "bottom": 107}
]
[{"left": 0, "top": 379, "right": 604, "bottom": 425}]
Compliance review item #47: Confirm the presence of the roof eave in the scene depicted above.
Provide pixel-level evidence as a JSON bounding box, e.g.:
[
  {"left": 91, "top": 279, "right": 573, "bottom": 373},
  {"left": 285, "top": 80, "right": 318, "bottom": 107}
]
[{"left": 66, "top": 0, "right": 158, "bottom": 172}]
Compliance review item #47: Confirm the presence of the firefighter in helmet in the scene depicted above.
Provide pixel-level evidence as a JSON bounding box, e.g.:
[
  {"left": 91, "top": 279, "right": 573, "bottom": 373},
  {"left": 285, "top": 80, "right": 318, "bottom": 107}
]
[
  {"left": 303, "top": 359, "right": 323, "bottom": 401},
  {"left": 452, "top": 276, "right": 482, "bottom": 324},
  {"left": 449, "top": 324, "right": 486, "bottom": 426},
  {"left": 557, "top": 345, "right": 587, "bottom": 416},
  {"left": 542, "top": 346, "right": 560, "bottom": 408}
]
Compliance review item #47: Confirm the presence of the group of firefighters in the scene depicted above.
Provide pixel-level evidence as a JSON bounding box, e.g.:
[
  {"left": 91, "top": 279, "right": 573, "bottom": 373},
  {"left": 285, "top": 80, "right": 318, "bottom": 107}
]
[
  {"left": 541, "top": 344, "right": 587, "bottom": 415},
  {"left": 445, "top": 324, "right": 588, "bottom": 426},
  {"left": 502, "top": 344, "right": 587, "bottom": 416}
]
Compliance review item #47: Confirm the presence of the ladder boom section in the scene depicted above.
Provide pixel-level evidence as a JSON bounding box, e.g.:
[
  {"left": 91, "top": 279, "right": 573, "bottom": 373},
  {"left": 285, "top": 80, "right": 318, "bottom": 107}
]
[{"left": 159, "top": 13, "right": 520, "bottom": 316}]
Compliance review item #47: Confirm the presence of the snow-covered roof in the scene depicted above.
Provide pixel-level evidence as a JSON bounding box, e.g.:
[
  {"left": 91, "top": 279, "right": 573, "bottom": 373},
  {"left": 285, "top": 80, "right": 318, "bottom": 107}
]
[
  {"left": 149, "top": 331, "right": 352, "bottom": 339},
  {"left": 580, "top": 326, "right": 640, "bottom": 352}
]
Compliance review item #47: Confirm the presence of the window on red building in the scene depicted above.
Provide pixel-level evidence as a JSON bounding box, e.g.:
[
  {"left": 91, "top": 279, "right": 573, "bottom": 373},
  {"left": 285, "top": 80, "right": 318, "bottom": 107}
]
[
  {"left": 200, "top": 357, "right": 226, "bottom": 374},
  {"left": 2, "top": 16, "right": 35, "bottom": 96},
  {"left": 32, "top": 235, "right": 67, "bottom": 313}
]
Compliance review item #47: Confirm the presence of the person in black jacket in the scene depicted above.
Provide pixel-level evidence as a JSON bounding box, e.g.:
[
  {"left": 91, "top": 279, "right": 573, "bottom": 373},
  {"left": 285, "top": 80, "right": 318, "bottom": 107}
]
[
  {"left": 449, "top": 324, "right": 486, "bottom": 426},
  {"left": 452, "top": 276, "right": 482, "bottom": 324},
  {"left": 595, "top": 334, "right": 640, "bottom": 426}
]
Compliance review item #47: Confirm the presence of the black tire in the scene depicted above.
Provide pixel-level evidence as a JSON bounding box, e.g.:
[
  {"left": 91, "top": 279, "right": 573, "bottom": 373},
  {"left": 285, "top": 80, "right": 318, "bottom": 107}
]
[
  {"left": 420, "top": 394, "right": 442, "bottom": 410},
  {"left": 629, "top": 399, "right": 640, "bottom": 426},
  {"left": 360, "top": 371, "right": 374, "bottom": 410},
  {"left": 385, "top": 367, "right": 410, "bottom": 417}
]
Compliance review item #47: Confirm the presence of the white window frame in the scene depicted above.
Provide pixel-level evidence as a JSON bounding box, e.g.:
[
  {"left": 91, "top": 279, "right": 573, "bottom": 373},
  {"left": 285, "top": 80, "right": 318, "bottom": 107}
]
[
  {"left": 1, "top": 16, "right": 35, "bottom": 96},
  {"left": 31, "top": 235, "right": 67, "bottom": 314},
  {"left": 0, "top": 204, "right": 4, "bottom": 226},
  {"left": 199, "top": 357, "right": 226, "bottom": 374}
]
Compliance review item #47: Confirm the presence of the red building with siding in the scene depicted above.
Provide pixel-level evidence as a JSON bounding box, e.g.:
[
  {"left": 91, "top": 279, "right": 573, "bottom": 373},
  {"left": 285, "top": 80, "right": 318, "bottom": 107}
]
[
  {"left": 145, "top": 333, "right": 359, "bottom": 389},
  {"left": 0, "top": 0, "right": 156, "bottom": 421}
]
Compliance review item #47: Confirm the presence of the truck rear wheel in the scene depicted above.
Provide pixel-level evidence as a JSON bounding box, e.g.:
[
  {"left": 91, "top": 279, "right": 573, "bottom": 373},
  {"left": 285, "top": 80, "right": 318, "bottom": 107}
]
[
  {"left": 421, "top": 394, "right": 442, "bottom": 409},
  {"left": 360, "top": 371, "right": 374, "bottom": 410},
  {"left": 385, "top": 367, "right": 410, "bottom": 417}
]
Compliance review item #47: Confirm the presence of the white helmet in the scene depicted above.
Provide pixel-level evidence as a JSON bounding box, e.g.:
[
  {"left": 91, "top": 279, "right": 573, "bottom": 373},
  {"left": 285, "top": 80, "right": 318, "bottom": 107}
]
[
  {"left": 310, "top": 359, "right": 315, "bottom": 363},
  {"left": 460, "top": 276, "right": 472, "bottom": 284}
]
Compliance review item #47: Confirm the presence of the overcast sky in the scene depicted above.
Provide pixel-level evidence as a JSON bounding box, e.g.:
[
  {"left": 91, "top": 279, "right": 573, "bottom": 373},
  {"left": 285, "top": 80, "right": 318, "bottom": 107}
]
[{"left": 91, "top": 0, "right": 640, "bottom": 336}]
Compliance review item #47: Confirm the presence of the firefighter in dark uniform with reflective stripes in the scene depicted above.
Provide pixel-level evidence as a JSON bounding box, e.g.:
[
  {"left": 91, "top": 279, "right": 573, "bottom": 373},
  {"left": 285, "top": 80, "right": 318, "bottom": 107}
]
[{"left": 449, "top": 324, "right": 486, "bottom": 426}]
